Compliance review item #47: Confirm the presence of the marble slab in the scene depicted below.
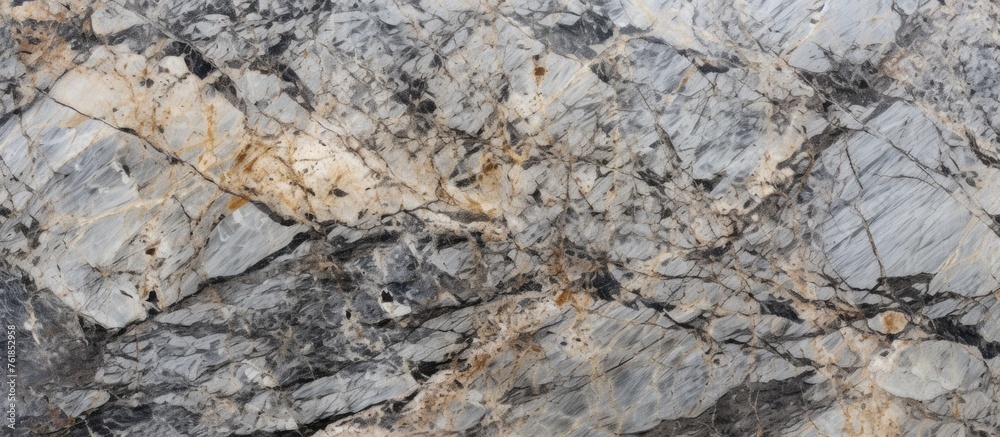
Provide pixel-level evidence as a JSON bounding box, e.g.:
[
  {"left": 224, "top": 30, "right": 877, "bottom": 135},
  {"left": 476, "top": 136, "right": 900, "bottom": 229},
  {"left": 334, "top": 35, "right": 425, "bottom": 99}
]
[{"left": 2, "top": 0, "right": 1000, "bottom": 435}]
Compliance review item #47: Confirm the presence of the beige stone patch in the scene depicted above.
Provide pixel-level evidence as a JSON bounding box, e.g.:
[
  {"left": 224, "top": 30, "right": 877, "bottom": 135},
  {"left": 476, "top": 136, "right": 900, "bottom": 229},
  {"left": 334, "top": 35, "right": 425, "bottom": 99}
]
[
  {"left": 868, "top": 311, "right": 907, "bottom": 335},
  {"left": 44, "top": 46, "right": 432, "bottom": 226}
]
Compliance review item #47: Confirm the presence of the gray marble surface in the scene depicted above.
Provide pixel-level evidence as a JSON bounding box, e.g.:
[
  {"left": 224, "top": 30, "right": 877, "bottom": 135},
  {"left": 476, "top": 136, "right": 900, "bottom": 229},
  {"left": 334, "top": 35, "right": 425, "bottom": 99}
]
[{"left": 2, "top": 0, "right": 1000, "bottom": 435}]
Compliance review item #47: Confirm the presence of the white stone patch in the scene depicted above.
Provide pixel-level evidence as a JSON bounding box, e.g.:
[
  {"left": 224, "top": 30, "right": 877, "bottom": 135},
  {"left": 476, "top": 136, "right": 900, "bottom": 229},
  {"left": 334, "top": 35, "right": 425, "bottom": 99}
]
[
  {"left": 872, "top": 340, "right": 987, "bottom": 401},
  {"left": 738, "top": 0, "right": 901, "bottom": 72},
  {"left": 202, "top": 203, "right": 306, "bottom": 278},
  {"left": 90, "top": 3, "right": 146, "bottom": 36},
  {"left": 56, "top": 390, "right": 111, "bottom": 418},
  {"left": 815, "top": 103, "right": 1000, "bottom": 294}
]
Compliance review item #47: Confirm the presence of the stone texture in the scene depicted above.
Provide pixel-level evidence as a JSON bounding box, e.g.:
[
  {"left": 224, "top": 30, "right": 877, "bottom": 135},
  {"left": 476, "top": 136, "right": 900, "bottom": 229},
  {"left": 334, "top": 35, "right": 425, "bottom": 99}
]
[{"left": 3, "top": 0, "right": 1000, "bottom": 436}]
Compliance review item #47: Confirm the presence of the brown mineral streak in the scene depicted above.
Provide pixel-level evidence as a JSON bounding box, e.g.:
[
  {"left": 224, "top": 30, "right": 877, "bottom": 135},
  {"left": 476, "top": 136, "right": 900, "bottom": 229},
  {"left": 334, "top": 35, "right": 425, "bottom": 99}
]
[
  {"left": 226, "top": 196, "right": 249, "bottom": 211},
  {"left": 234, "top": 149, "right": 249, "bottom": 166},
  {"left": 553, "top": 289, "right": 573, "bottom": 306}
]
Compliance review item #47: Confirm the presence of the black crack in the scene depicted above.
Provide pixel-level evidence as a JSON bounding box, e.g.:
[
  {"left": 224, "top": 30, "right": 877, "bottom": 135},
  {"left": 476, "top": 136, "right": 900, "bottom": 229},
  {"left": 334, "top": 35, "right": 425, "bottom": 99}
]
[{"left": 929, "top": 317, "right": 1000, "bottom": 360}]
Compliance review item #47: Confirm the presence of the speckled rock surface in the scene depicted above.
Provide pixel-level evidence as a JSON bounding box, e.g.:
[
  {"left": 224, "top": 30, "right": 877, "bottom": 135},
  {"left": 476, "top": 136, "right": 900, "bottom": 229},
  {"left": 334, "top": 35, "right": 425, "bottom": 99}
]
[{"left": 3, "top": 0, "right": 1000, "bottom": 435}]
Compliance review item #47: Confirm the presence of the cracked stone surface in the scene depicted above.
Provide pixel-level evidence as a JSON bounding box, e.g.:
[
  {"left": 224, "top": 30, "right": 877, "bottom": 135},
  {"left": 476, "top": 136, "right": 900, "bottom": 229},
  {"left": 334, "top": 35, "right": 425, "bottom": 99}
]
[{"left": 4, "top": 0, "right": 1000, "bottom": 435}]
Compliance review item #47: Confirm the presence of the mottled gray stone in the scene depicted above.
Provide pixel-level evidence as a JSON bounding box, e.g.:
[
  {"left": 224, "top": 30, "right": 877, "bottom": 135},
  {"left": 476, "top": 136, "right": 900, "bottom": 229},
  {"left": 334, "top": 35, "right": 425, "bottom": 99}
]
[
  {"left": 203, "top": 203, "right": 306, "bottom": 278},
  {"left": 6, "top": 0, "right": 1000, "bottom": 436}
]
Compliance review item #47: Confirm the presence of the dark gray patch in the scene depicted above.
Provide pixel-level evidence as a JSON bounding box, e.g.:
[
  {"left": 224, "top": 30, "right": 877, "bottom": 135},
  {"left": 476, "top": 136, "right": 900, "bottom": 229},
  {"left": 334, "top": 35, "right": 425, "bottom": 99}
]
[
  {"left": 762, "top": 300, "right": 803, "bottom": 323},
  {"left": 106, "top": 25, "right": 155, "bottom": 54},
  {"left": 209, "top": 75, "right": 246, "bottom": 113},
  {"left": 590, "top": 61, "right": 615, "bottom": 83},
  {"left": 798, "top": 60, "right": 887, "bottom": 107},
  {"left": 636, "top": 374, "right": 817, "bottom": 436},
  {"left": 696, "top": 63, "right": 729, "bottom": 74},
  {"left": 590, "top": 268, "right": 621, "bottom": 301},
  {"left": 164, "top": 41, "right": 215, "bottom": 79},
  {"left": 693, "top": 175, "right": 722, "bottom": 192},
  {"left": 351, "top": 290, "right": 388, "bottom": 324},
  {"left": 929, "top": 317, "right": 1000, "bottom": 359},
  {"left": 538, "top": 10, "right": 615, "bottom": 58},
  {"left": 557, "top": 11, "right": 614, "bottom": 46}
]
